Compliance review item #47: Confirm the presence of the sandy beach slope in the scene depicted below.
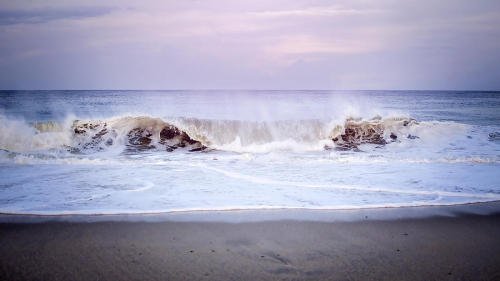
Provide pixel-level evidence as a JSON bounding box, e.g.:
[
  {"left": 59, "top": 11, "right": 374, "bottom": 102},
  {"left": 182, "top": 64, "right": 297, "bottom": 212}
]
[{"left": 1, "top": 208, "right": 500, "bottom": 280}]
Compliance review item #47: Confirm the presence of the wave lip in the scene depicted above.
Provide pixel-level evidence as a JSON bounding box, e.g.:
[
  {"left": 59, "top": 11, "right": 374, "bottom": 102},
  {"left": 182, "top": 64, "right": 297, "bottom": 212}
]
[
  {"left": 70, "top": 116, "right": 422, "bottom": 153},
  {"left": 0, "top": 114, "right": 476, "bottom": 154}
]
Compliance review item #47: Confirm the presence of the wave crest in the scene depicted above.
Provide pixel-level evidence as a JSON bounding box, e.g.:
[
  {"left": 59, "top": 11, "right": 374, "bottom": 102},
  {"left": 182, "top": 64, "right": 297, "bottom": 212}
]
[{"left": 0, "top": 115, "right": 466, "bottom": 154}]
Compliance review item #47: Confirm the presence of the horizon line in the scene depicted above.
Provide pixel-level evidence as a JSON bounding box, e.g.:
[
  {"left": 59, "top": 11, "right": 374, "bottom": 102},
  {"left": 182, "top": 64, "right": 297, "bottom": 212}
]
[{"left": 1, "top": 89, "right": 499, "bottom": 92}]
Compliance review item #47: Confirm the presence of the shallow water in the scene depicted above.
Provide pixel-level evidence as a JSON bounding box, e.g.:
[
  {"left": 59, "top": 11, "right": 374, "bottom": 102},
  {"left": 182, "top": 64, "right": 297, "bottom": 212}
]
[{"left": 0, "top": 90, "right": 499, "bottom": 214}]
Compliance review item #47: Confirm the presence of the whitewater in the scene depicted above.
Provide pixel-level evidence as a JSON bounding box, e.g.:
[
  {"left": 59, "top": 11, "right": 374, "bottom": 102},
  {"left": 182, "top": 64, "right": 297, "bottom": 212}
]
[{"left": 0, "top": 90, "right": 499, "bottom": 215}]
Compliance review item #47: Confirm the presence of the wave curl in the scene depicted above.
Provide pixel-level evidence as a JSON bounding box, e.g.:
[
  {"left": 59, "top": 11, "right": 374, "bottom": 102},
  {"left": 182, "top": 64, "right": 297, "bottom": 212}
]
[{"left": 0, "top": 115, "right": 467, "bottom": 154}]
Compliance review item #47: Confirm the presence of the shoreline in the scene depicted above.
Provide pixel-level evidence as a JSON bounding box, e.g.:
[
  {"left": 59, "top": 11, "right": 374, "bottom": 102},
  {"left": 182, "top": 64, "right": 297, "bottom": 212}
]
[{"left": 1, "top": 200, "right": 500, "bottom": 223}]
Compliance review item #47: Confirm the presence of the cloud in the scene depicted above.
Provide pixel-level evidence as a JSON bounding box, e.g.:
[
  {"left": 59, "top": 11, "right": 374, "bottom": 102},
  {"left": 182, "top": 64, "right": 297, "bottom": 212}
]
[
  {"left": 249, "top": 6, "right": 383, "bottom": 18},
  {"left": 0, "top": 6, "right": 115, "bottom": 25},
  {"left": 265, "top": 35, "right": 382, "bottom": 56},
  {"left": 0, "top": 0, "right": 499, "bottom": 90}
]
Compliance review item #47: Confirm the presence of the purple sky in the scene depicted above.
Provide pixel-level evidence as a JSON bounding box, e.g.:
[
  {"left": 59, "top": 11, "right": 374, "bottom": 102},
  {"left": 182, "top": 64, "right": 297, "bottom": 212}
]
[{"left": 1, "top": 0, "right": 499, "bottom": 90}]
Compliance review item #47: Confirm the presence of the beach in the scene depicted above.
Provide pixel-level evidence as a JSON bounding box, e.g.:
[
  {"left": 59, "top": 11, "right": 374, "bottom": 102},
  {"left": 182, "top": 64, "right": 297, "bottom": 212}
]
[
  {"left": 2, "top": 204, "right": 500, "bottom": 280},
  {"left": 1, "top": 0, "right": 500, "bottom": 279}
]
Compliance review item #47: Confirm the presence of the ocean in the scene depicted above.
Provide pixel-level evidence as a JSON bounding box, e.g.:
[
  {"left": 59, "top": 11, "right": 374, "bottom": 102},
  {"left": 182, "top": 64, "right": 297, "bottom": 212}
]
[{"left": 0, "top": 90, "right": 499, "bottom": 215}]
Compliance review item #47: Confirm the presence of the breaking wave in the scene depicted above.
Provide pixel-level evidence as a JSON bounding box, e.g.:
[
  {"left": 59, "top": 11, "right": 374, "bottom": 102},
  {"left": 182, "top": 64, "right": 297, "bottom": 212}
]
[{"left": 0, "top": 114, "right": 469, "bottom": 154}]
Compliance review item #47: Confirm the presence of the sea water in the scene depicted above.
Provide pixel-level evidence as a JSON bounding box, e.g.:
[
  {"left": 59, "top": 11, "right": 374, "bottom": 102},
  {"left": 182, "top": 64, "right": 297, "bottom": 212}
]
[{"left": 0, "top": 90, "right": 499, "bottom": 214}]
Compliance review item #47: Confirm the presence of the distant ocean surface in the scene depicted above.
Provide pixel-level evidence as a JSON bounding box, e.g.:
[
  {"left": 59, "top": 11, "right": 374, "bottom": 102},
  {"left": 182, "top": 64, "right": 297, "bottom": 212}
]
[{"left": 0, "top": 90, "right": 499, "bottom": 215}]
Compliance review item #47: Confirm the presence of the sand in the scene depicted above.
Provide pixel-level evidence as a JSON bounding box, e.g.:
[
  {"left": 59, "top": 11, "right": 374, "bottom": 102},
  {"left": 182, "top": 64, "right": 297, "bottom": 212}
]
[{"left": 1, "top": 207, "right": 500, "bottom": 280}]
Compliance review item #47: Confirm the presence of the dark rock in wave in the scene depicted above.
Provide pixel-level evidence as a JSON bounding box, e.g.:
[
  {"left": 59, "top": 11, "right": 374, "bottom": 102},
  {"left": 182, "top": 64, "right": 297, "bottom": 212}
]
[
  {"left": 489, "top": 132, "right": 500, "bottom": 141},
  {"left": 69, "top": 119, "right": 208, "bottom": 153},
  {"left": 160, "top": 126, "right": 180, "bottom": 140},
  {"left": 71, "top": 121, "right": 116, "bottom": 152},
  {"left": 127, "top": 128, "right": 155, "bottom": 150},
  {"left": 159, "top": 126, "right": 206, "bottom": 152},
  {"left": 331, "top": 117, "right": 418, "bottom": 151}
]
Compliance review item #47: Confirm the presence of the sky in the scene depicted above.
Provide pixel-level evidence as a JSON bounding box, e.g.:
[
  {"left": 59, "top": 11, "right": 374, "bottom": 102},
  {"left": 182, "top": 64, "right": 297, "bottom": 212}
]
[{"left": 0, "top": 0, "right": 499, "bottom": 90}]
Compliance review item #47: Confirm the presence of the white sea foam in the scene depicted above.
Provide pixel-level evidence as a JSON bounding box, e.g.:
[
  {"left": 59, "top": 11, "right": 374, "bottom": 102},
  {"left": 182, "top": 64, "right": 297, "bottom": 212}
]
[
  {"left": 0, "top": 115, "right": 73, "bottom": 152},
  {"left": 193, "top": 163, "right": 500, "bottom": 200}
]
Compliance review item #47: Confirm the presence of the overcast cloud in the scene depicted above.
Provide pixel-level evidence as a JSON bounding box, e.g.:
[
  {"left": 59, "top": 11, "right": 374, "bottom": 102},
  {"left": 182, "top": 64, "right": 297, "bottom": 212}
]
[{"left": 0, "top": 0, "right": 499, "bottom": 90}]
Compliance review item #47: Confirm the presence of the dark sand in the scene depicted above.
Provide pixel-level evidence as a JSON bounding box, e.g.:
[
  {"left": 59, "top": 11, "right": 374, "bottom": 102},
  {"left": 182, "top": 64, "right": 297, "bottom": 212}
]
[{"left": 1, "top": 210, "right": 500, "bottom": 280}]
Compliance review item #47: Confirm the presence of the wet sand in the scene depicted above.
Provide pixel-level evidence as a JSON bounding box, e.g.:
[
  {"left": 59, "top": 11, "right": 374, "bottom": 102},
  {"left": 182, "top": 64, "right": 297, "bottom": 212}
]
[{"left": 1, "top": 210, "right": 500, "bottom": 280}]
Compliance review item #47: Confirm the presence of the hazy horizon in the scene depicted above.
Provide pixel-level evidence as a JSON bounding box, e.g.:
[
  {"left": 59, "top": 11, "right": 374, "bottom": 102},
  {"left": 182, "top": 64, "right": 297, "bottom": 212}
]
[
  {"left": 2, "top": 89, "right": 500, "bottom": 91},
  {"left": 1, "top": 0, "right": 500, "bottom": 90}
]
